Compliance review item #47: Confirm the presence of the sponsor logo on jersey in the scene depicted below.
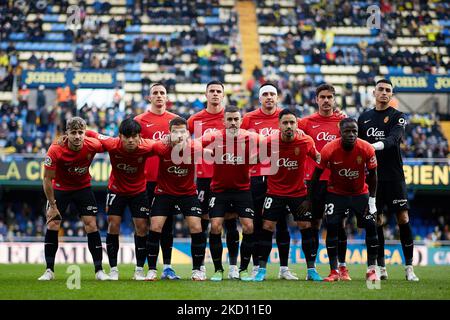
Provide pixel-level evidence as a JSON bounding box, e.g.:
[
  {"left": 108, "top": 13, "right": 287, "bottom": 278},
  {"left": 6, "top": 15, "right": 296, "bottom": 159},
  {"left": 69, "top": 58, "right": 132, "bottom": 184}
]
[
  {"left": 204, "top": 128, "right": 218, "bottom": 135},
  {"left": 97, "top": 134, "right": 110, "bottom": 140},
  {"left": 356, "top": 155, "right": 362, "bottom": 164},
  {"left": 384, "top": 116, "right": 389, "bottom": 123},
  {"left": 316, "top": 131, "right": 337, "bottom": 141},
  {"left": 117, "top": 163, "right": 138, "bottom": 173},
  {"left": 366, "top": 127, "right": 385, "bottom": 138},
  {"left": 338, "top": 168, "right": 359, "bottom": 179},
  {"left": 152, "top": 131, "right": 169, "bottom": 140},
  {"left": 260, "top": 127, "right": 279, "bottom": 136},
  {"left": 167, "top": 166, "right": 189, "bottom": 176},
  {"left": 222, "top": 153, "right": 244, "bottom": 164},
  {"left": 68, "top": 166, "right": 88, "bottom": 175},
  {"left": 277, "top": 158, "right": 298, "bottom": 169}
]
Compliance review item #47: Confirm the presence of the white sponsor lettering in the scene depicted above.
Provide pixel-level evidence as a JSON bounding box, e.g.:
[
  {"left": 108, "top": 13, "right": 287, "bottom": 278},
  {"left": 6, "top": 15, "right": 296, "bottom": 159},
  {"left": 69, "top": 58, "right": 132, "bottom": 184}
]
[
  {"left": 152, "top": 131, "right": 169, "bottom": 140},
  {"left": 316, "top": 131, "right": 337, "bottom": 142},
  {"left": 277, "top": 158, "right": 298, "bottom": 169},
  {"left": 68, "top": 166, "right": 88, "bottom": 175},
  {"left": 366, "top": 127, "right": 385, "bottom": 138},
  {"left": 203, "top": 128, "right": 218, "bottom": 135},
  {"left": 222, "top": 153, "right": 243, "bottom": 163},
  {"left": 117, "top": 163, "right": 138, "bottom": 174},
  {"left": 167, "top": 166, "right": 189, "bottom": 176},
  {"left": 338, "top": 168, "right": 359, "bottom": 179},
  {"left": 260, "top": 127, "right": 279, "bottom": 136}
]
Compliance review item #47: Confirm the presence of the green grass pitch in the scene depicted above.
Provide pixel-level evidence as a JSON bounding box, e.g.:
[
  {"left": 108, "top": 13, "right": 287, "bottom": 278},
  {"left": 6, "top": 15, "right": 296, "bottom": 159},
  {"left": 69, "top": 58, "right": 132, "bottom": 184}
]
[{"left": 0, "top": 264, "right": 449, "bottom": 300}]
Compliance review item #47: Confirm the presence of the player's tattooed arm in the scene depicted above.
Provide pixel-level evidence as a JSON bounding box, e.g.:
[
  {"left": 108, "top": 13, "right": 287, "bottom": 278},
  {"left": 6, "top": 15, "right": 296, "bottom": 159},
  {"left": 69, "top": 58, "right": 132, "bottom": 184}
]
[{"left": 42, "top": 168, "right": 62, "bottom": 224}]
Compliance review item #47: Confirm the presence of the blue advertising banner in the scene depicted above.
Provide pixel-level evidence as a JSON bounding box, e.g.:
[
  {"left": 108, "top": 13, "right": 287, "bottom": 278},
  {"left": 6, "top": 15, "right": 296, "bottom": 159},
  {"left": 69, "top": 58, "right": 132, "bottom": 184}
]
[
  {"left": 387, "top": 75, "right": 450, "bottom": 93},
  {"left": 21, "top": 69, "right": 117, "bottom": 89}
]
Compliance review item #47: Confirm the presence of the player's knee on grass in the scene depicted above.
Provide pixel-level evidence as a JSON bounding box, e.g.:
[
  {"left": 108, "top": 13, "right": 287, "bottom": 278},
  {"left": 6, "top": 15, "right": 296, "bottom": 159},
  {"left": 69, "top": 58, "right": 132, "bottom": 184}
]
[
  {"left": 133, "top": 218, "right": 148, "bottom": 236},
  {"left": 82, "top": 216, "right": 98, "bottom": 233},
  {"left": 396, "top": 210, "right": 409, "bottom": 224},
  {"left": 262, "top": 220, "right": 276, "bottom": 232}
]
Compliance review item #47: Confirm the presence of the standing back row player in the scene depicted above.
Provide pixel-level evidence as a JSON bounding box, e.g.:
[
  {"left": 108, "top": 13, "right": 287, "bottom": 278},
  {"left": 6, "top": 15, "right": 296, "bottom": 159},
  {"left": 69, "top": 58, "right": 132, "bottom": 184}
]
[
  {"left": 358, "top": 79, "right": 419, "bottom": 281},
  {"left": 241, "top": 82, "right": 298, "bottom": 280},
  {"left": 298, "top": 84, "right": 349, "bottom": 281},
  {"left": 134, "top": 83, "right": 180, "bottom": 280},
  {"left": 187, "top": 81, "right": 240, "bottom": 279}
]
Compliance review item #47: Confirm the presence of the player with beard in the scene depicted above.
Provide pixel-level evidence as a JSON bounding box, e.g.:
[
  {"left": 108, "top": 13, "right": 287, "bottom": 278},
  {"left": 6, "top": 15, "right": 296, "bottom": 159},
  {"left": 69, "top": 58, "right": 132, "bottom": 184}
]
[
  {"left": 241, "top": 82, "right": 298, "bottom": 280},
  {"left": 298, "top": 84, "right": 348, "bottom": 281},
  {"left": 187, "top": 81, "right": 240, "bottom": 279}
]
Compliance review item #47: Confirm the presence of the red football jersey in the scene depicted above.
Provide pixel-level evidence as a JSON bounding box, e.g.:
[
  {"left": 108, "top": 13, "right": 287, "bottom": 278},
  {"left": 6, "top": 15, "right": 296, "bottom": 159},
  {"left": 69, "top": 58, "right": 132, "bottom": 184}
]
[
  {"left": 44, "top": 137, "right": 103, "bottom": 191},
  {"left": 266, "top": 132, "right": 318, "bottom": 197},
  {"left": 187, "top": 108, "right": 224, "bottom": 178},
  {"left": 134, "top": 110, "right": 178, "bottom": 182},
  {"left": 89, "top": 132, "right": 155, "bottom": 195},
  {"left": 319, "top": 138, "right": 377, "bottom": 196},
  {"left": 241, "top": 108, "right": 281, "bottom": 176},
  {"left": 153, "top": 140, "right": 202, "bottom": 196},
  {"left": 201, "top": 129, "right": 259, "bottom": 193},
  {"left": 298, "top": 112, "right": 344, "bottom": 181}
]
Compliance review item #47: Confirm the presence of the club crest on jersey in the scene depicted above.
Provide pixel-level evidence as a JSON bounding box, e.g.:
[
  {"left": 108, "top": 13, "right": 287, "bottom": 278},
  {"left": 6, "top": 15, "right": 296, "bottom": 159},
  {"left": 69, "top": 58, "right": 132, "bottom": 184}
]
[
  {"left": 384, "top": 116, "right": 389, "bottom": 123},
  {"left": 87, "top": 153, "right": 92, "bottom": 161},
  {"left": 294, "top": 147, "right": 300, "bottom": 155},
  {"left": 137, "top": 157, "right": 143, "bottom": 163},
  {"left": 44, "top": 156, "right": 52, "bottom": 167},
  {"left": 356, "top": 156, "right": 362, "bottom": 164}
]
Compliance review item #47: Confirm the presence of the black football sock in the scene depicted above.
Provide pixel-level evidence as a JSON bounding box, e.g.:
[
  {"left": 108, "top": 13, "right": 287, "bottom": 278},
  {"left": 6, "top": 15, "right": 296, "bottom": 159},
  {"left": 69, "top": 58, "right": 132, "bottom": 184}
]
[
  {"left": 365, "top": 220, "right": 379, "bottom": 267},
  {"left": 225, "top": 219, "right": 239, "bottom": 265},
  {"left": 87, "top": 231, "right": 103, "bottom": 273},
  {"left": 191, "top": 232, "right": 206, "bottom": 270},
  {"left": 106, "top": 233, "right": 119, "bottom": 268},
  {"left": 134, "top": 234, "right": 147, "bottom": 268},
  {"left": 201, "top": 219, "right": 209, "bottom": 234},
  {"left": 239, "top": 233, "right": 255, "bottom": 272},
  {"left": 338, "top": 226, "right": 348, "bottom": 265},
  {"left": 300, "top": 228, "right": 315, "bottom": 269},
  {"left": 326, "top": 225, "right": 338, "bottom": 270},
  {"left": 160, "top": 215, "right": 173, "bottom": 265},
  {"left": 276, "top": 228, "right": 290, "bottom": 267},
  {"left": 209, "top": 233, "right": 224, "bottom": 272},
  {"left": 258, "top": 229, "right": 273, "bottom": 269},
  {"left": 312, "top": 227, "right": 320, "bottom": 258},
  {"left": 44, "top": 229, "right": 59, "bottom": 272},
  {"left": 252, "top": 213, "right": 263, "bottom": 266},
  {"left": 147, "top": 231, "right": 161, "bottom": 270},
  {"left": 399, "top": 222, "right": 414, "bottom": 266},
  {"left": 377, "top": 226, "right": 386, "bottom": 267}
]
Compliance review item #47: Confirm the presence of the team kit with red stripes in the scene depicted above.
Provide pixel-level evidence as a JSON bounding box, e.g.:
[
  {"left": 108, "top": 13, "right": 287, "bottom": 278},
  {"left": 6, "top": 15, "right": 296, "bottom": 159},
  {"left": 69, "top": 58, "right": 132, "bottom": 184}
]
[{"left": 38, "top": 80, "right": 419, "bottom": 282}]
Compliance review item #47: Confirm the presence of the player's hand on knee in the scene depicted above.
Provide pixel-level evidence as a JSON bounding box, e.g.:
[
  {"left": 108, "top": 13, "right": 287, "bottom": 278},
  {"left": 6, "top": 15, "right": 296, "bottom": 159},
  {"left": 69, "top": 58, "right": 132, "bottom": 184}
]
[{"left": 46, "top": 206, "right": 62, "bottom": 225}]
